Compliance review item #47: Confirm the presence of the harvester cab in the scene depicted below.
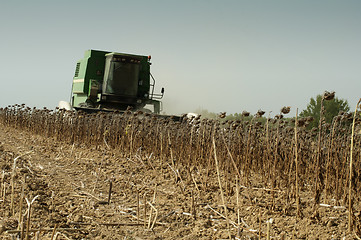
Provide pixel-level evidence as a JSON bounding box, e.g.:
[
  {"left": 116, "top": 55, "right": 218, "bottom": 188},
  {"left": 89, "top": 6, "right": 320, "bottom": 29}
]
[{"left": 70, "top": 50, "right": 164, "bottom": 114}]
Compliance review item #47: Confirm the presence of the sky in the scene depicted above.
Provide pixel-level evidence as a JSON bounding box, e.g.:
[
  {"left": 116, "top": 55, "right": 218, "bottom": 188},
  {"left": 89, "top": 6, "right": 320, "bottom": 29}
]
[{"left": 1, "top": 0, "right": 360, "bottom": 116}]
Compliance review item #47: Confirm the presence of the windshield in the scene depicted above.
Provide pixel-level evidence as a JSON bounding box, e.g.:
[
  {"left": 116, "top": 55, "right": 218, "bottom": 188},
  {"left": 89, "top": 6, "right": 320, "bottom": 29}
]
[{"left": 103, "top": 58, "right": 139, "bottom": 97}]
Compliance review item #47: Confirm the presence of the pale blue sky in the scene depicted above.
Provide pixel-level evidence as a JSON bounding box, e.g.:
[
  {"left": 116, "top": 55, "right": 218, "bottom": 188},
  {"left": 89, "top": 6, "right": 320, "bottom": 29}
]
[{"left": 1, "top": 0, "right": 360, "bottom": 116}]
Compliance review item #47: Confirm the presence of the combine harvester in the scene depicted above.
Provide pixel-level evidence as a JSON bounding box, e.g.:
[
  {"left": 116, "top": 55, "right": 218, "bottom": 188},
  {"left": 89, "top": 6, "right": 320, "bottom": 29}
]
[{"left": 59, "top": 49, "right": 182, "bottom": 121}]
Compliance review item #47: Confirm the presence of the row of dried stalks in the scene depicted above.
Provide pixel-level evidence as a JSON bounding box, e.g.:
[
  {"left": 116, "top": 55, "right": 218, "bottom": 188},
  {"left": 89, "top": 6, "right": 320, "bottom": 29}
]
[{"left": 1, "top": 98, "right": 361, "bottom": 232}]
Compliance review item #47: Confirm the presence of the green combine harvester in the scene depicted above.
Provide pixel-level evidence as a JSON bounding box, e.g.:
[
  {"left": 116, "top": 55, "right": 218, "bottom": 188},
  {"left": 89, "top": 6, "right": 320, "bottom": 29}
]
[{"left": 68, "top": 49, "right": 166, "bottom": 114}]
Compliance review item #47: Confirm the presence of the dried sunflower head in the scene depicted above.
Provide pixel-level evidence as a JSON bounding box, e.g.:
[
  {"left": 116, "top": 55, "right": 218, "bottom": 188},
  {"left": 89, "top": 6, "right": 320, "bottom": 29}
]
[
  {"left": 298, "top": 118, "right": 306, "bottom": 127},
  {"left": 281, "top": 106, "right": 291, "bottom": 114},
  {"left": 257, "top": 110, "right": 265, "bottom": 117},
  {"left": 306, "top": 116, "right": 314, "bottom": 122},
  {"left": 275, "top": 114, "right": 283, "bottom": 120},
  {"left": 219, "top": 112, "right": 226, "bottom": 119},
  {"left": 323, "top": 91, "right": 335, "bottom": 100},
  {"left": 242, "top": 111, "right": 250, "bottom": 117}
]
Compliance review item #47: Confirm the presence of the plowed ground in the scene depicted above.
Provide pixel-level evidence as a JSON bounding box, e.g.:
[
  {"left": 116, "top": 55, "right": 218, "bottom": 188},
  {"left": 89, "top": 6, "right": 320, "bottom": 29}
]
[{"left": 0, "top": 123, "right": 357, "bottom": 239}]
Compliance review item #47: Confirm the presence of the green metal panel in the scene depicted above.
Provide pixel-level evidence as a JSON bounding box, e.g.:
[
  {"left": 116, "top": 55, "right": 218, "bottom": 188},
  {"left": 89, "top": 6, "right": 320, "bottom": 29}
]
[
  {"left": 72, "top": 50, "right": 109, "bottom": 106},
  {"left": 73, "top": 94, "right": 88, "bottom": 107}
]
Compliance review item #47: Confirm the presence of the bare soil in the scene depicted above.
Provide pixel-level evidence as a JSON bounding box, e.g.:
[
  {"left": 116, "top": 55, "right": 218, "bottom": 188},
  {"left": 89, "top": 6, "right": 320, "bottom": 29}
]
[{"left": 0, "top": 123, "right": 358, "bottom": 239}]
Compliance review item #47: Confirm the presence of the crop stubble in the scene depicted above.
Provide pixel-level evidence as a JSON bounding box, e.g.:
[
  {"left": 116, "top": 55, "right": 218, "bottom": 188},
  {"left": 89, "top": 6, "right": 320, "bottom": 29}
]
[{"left": 0, "top": 99, "right": 361, "bottom": 239}]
